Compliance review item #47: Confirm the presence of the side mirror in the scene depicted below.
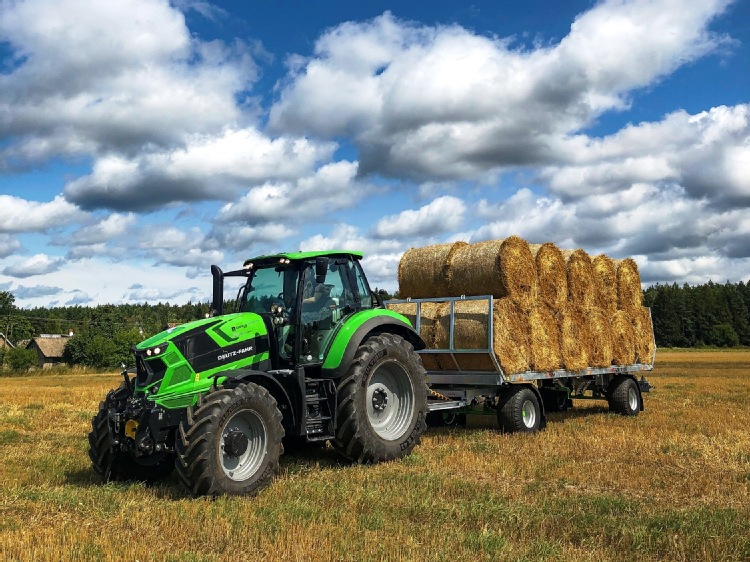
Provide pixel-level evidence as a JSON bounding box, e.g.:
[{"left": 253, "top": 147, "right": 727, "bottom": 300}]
[{"left": 315, "top": 257, "right": 329, "bottom": 284}]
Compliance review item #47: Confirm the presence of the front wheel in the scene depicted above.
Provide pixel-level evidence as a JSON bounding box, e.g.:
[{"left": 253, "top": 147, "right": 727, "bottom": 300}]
[
  {"left": 608, "top": 376, "right": 641, "bottom": 416},
  {"left": 333, "top": 333, "right": 428, "bottom": 463},
  {"left": 497, "top": 385, "right": 543, "bottom": 433},
  {"left": 175, "top": 383, "right": 284, "bottom": 496},
  {"left": 88, "top": 383, "right": 174, "bottom": 482}
]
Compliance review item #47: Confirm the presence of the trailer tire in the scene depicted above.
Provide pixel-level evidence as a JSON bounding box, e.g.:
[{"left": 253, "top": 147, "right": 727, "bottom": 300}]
[
  {"left": 175, "top": 383, "right": 284, "bottom": 496},
  {"left": 333, "top": 333, "right": 428, "bottom": 463},
  {"left": 608, "top": 376, "right": 641, "bottom": 416},
  {"left": 497, "top": 385, "right": 542, "bottom": 433}
]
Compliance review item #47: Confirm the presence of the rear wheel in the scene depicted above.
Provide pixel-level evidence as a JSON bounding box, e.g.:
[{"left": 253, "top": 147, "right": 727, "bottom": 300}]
[
  {"left": 497, "top": 385, "right": 542, "bottom": 433},
  {"left": 608, "top": 376, "right": 641, "bottom": 416},
  {"left": 88, "top": 383, "right": 174, "bottom": 482},
  {"left": 333, "top": 333, "right": 428, "bottom": 463},
  {"left": 175, "top": 383, "right": 283, "bottom": 496}
]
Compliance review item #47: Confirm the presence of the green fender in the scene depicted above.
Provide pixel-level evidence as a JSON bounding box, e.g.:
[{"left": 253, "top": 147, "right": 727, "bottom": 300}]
[{"left": 321, "top": 309, "right": 425, "bottom": 378}]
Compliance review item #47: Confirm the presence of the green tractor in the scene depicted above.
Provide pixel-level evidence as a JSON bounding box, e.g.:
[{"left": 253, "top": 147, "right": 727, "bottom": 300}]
[{"left": 88, "top": 251, "right": 428, "bottom": 496}]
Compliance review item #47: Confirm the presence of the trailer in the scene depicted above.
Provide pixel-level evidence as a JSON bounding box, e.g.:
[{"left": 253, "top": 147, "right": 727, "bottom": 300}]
[{"left": 386, "top": 295, "right": 654, "bottom": 432}]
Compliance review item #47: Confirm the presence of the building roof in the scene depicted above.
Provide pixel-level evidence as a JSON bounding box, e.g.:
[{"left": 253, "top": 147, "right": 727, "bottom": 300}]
[{"left": 30, "top": 335, "right": 69, "bottom": 359}]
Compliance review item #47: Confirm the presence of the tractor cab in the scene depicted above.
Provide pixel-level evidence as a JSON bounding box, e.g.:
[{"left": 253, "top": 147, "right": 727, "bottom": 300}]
[{"left": 213, "top": 251, "right": 375, "bottom": 370}]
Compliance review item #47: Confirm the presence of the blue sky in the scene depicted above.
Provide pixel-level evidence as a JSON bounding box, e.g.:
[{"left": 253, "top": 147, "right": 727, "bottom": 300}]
[{"left": 0, "top": 0, "right": 748, "bottom": 308}]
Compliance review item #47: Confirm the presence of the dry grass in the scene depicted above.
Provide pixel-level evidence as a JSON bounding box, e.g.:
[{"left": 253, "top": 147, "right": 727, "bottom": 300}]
[{"left": 1, "top": 351, "right": 749, "bottom": 561}]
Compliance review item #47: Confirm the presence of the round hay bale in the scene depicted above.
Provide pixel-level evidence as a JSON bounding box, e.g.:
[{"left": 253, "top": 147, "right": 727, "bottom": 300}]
[
  {"left": 616, "top": 258, "right": 643, "bottom": 312},
  {"left": 528, "top": 302, "right": 561, "bottom": 372},
  {"left": 632, "top": 306, "right": 656, "bottom": 364},
  {"left": 592, "top": 254, "right": 617, "bottom": 313},
  {"left": 611, "top": 310, "right": 636, "bottom": 365},
  {"left": 386, "top": 302, "right": 443, "bottom": 369},
  {"left": 448, "top": 236, "right": 538, "bottom": 311},
  {"left": 398, "top": 242, "right": 467, "bottom": 298},
  {"left": 583, "top": 305, "right": 613, "bottom": 368},
  {"left": 562, "top": 249, "right": 597, "bottom": 308},
  {"left": 530, "top": 242, "right": 567, "bottom": 311},
  {"left": 557, "top": 303, "right": 589, "bottom": 372},
  {"left": 433, "top": 298, "right": 530, "bottom": 374}
]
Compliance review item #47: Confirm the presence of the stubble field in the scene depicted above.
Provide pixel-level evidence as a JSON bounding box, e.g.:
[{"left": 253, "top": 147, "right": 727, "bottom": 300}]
[{"left": 0, "top": 350, "right": 749, "bottom": 561}]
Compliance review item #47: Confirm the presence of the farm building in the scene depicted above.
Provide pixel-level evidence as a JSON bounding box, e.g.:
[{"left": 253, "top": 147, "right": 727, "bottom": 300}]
[{"left": 26, "top": 334, "right": 71, "bottom": 369}]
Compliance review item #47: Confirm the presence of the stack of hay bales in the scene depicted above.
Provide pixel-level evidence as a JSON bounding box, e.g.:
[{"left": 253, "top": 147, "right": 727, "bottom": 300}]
[{"left": 390, "top": 236, "right": 654, "bottom": 374}]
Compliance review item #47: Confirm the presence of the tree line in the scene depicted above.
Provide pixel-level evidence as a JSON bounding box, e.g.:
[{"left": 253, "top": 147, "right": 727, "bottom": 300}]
[{"left": 1, "top": 280, "right": 749, "bottom": 371}]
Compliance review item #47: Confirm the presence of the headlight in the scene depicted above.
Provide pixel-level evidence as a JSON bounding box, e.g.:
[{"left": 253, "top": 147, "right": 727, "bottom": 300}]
[{"left": 145, "top": 345, "right": 165, "bottom": 357}]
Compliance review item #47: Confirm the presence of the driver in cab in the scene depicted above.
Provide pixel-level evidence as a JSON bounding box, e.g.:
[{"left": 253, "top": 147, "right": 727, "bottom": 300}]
[{"left": 303, "top": 282, "right": 336, "bottom": 313}]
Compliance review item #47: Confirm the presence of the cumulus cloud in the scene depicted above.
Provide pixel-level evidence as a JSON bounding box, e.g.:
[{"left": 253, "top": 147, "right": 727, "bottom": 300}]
[
  {"left": 12, "top": 285, "right": 64, "bottom": 299},
  {"left": 0, "top": 0, "right": 256, "bottom": 167},
  {"left": 3, "top": 254, "right": 64, "bottom": 278},
  {"left": 69, "top": 213, "right": 137, "bottom": 244},
  {"left": 269, "top": 1, "right": 733, "bottom": 180},
  {"left": 371, "top": 196, "right": 466, "bottom": 239},
  {"left": 0, "top": 234, "right": 21, "bottom": 258},
  {"left": 0, "top": 195, "right": 85, "bottom": 233}
]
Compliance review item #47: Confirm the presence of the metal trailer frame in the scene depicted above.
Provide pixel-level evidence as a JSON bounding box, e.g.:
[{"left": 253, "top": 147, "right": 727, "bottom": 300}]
[{"left": 386, "top": 295, "right": 655, "bottom": 416}]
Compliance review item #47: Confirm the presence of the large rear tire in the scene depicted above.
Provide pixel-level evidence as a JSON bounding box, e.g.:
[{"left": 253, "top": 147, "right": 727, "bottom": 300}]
[
  {"left": 608, "top": 376, "right": 641, "bottom": 416},
  {"left": 88, "top": 383, "right": 174, "bottom": 482},
  {"left": 333, "top": 333, "right": 428, "bottom": 463},
  {"left": 497, "top": 385, "right": 542, "bottom": 433},
  {"left": 175, "top": 383, "right": 284, "bottom": 496}
]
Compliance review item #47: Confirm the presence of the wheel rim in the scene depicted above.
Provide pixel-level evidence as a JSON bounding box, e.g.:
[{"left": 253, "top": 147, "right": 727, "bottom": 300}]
[
  {"left": 628, "top": 387, "right": 639, "bottom": 412},
  {"left": 521, "top": 399, "right": 537, "bottom": 429},
  {"left": 366, "top": 361, "right": 415, "bottom": 441},
  {"left": 220, "top": 408, "right": 267, "bottom": 481}
]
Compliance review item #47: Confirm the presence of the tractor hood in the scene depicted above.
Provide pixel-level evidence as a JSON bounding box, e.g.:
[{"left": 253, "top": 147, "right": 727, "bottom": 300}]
[{"left": 133, "top": 312, "right": 271, "bottom": 401}]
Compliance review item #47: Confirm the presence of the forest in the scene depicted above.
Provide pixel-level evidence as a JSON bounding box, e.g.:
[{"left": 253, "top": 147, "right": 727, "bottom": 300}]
[{"left": 1, "top": 280, "right": 749, "bottom": 370}]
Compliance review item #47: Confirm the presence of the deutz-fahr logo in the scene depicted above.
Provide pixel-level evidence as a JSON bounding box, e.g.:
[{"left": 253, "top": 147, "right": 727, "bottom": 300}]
[{"left": 217, "top": 345, "right": 253, "bottom": 362}]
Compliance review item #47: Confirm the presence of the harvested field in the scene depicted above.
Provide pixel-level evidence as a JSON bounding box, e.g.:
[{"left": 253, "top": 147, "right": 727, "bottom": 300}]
[{"left": 1, "top": 351, "right": 749, "bottom": 561}]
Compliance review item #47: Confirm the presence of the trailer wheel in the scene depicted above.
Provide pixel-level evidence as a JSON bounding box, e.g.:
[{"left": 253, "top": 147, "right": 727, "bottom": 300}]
[
  {"left": 497, "top": 385, "right": 542, "bottom": 433},
  {"left": 608, "top": 376, "right": 641, "bottom": 416},
  {"left": 333, "top": 333, "right": 428, "bottom": 463},
  {"left": 88, "top": 384, "right": 174, "bottom": 483},
  {"left": 426, "top": 411, "right": 467, "bottom": 428},
  {"left": 175, "top": 383, "right": 283, "bottom": 496}
]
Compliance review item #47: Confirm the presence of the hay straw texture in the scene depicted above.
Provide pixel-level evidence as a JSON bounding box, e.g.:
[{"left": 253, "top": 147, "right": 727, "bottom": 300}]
[
  {"left": 562, "top": 249, "right": 598, "bottom": 308},
  {"left": 616, "top": 258, "right": 643, "bottom": 312},
  {"left": 528, "top": 302, "right": 561, "bottom": 372},
  {"left": 530, "top": 242, "right": 568, "bottom": 311},
  {"left": 448, "top": 237, "right": 538, "bottom": 310},
  {"left": 611, "top": 310, "right": 636, "bottom": 365},
  {"left": 632, "top": 306, "right": 656, "bottom": 364},
  {"left": 557, "top": 304, "right": 589, "bottom": 372},
  {"left": 432, "top": 299, "right": 531, "bottom": 374},
  {"left": 592, "top": 254, "right": 618, "bottom": 313},
  {"left": 397, "top": 242, "right": 468, "bottom": 298},
  {"left": 584, "top": 306, "right": 613, "bottom": 368},
  {"left": 385, "top": 302, "right": 443, "bottom": 370}
]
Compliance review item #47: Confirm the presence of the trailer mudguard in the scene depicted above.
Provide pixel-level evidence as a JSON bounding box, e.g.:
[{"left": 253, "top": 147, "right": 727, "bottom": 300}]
[{"left": 321, "top": 310, "right": 426, "bottom": 379}]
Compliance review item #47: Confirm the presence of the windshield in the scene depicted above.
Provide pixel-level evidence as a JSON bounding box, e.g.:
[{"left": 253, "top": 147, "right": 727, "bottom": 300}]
[{"left": 240, "top": 266, "right": 299, "bottom": 314}]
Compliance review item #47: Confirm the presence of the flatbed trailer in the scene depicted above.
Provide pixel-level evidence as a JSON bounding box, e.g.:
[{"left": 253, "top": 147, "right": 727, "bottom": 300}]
[{"left": 386, "top": 295, "right": 654, "bottom": 432}]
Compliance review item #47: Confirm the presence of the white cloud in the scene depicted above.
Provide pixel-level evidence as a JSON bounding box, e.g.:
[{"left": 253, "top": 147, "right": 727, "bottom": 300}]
[
  {"left": 2, "top": 254, "right": 64, "bottom": 278},
  {"left": 69, "top": 213, "right": 137, "bottom": 244},
  {"left": 371, "top": 195, "right": 466, "bottom": 238},
  {"left": 0, "top": 234, "right": 21, "bottom": 258},
  {"left": 0, "top": 195, "right": 85, "bottom": 233}
]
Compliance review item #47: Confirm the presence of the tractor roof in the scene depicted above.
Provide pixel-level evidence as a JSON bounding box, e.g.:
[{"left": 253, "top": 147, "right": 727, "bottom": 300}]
[{"left": 242, "top": 250, "right": 363, "bottom": 267}]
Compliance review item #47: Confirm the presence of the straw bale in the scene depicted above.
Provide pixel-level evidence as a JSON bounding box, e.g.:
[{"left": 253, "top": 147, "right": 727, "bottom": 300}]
[
  {"left": 616, "top": 258, "right": 643, "bottom": 312},
  {"left": 433, "top": 298, "right": 530, "bottom": 375},
  {"left": 528, "top": 302, "right": 561, "bottom": 372},
  {"left": 397, "top": 241, "right": 467, "bottom": 298},
  {"left": 631, "top": 306, "right": 656, "bottom": 364},
  {"left": 583, "top": 305, "right": 613, "bottom": 368},
  {"left": 556, "top": 304, "right": 589, "bottom": 372},
  {"left": 592, "top": 254, "right": 617, "bottom": 313},
  {"left": 386, "top": 302, "right": 443, "bottom": 369},
  {"left": 611, "top": 310, "right": 636, "bottom": 365},
  {"left": 530, "top": 242, "right": 567, "bottom": 311},
  {"left": 448, "top": 236, "right": 538, "bottom": 311},
  {"left": 562, "top": 249, "right": 597, "bottom": 308}
]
